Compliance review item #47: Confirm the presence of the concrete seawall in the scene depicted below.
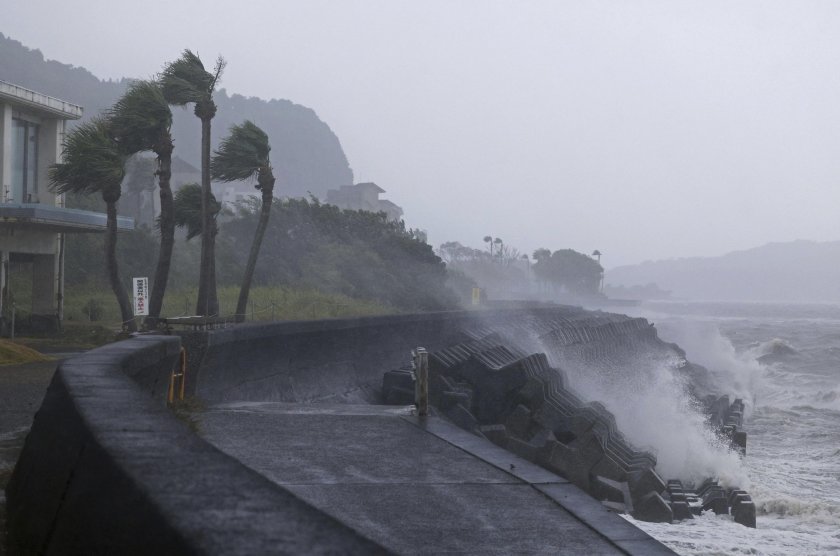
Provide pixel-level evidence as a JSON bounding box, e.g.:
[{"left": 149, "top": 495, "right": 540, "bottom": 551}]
[
  {"left": 6, "top": 307, "right": 678, "bottom": 554},
  {"left": 5, "top": 336, "right": 386, "bottom": 555}
]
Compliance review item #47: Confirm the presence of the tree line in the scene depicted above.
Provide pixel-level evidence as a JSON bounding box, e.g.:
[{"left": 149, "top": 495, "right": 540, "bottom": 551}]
[
  {"left": 440, "top": 240, "right": 604, "bottom": 299},
  {"left": 51, "top": 51, "right": 275, "bottom": 330},
  {"left": 64, "top": 197, "right": 457, "bottom": 314}
]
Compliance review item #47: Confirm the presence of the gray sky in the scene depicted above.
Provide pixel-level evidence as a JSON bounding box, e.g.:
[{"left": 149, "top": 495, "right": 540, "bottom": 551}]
[{"left": 6, "top": 1, "right": 840, "bottom": 267}]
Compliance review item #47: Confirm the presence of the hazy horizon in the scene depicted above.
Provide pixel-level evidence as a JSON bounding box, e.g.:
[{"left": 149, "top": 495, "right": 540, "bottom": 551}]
[{"left": 6, "top": 1, "right": 840, "bottom": 267}]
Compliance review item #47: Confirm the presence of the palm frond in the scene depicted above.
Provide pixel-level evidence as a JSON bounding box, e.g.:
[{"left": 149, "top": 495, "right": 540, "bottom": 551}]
[
  {"left": 159, "top": 50, "right": 215, "bottom": 105},
  {"left": 50, "top": 117, "right": 127, "bottom": 197},
  {"left": 173, "top": 183, "right": 221, "bottom": 240},
  {"left": 210, "top": 55, "right": 227, "bottom": 90},
  {"left": 211, "top": 120, "right": 270, "bottom": 182},
  {"left": 108, "top": 80, "right": 172, "bottom": 154}
]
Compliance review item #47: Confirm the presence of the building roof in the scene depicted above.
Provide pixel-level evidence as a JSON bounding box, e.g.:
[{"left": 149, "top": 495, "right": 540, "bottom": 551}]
[
  {"left": 171, "top": 156, "right": 200, "bottom": 174},
  {"left": 0, "top": 80, "right": 83, "bottom": 119},
  {"left": 0, "top": 204, "right": 133, "bottom": 233},
  {"left": 355, "top": 182, "right": 386, "bottom": 193}
]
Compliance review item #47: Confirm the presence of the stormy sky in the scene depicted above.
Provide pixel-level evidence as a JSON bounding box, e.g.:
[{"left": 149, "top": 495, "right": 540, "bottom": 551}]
[{"left": 6, "top": 1, "right": 840, "bottom": 267}]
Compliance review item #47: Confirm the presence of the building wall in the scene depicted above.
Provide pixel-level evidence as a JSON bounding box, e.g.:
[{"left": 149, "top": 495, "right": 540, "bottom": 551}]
[
  {"left": 0, "top": 103, "right": 12, "bottom": 197},
  {"left": 0, "top": 93, "right": 76, "bottom": 322},
  {"left": 36, "top": 118, "right": 62, "bottom": 206}
]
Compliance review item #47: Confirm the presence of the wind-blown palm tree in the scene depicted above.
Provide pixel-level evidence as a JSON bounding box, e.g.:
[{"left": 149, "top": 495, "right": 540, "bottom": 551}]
[
  {"left": 211, "top": 121, "right": 275, "bottom": 323},
  {"left": 160, "top": 50, "right": 225, "bottom": 316},
  {"left": 173, "top": 182, "right": 221, "bottom": 237},
  {"left": 50, "top": 118, "right": 136, "bottom": 332},
  {"left": 109, "top": 80, "right": 174, "bottom": 327},
  {"left": 173, "top": 183, "right": 222, "bottom": 292}
]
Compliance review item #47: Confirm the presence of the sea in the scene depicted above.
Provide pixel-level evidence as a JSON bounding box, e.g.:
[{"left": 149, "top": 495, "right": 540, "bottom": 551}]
[{"left": 612, "top": 301, "right": 840, "bottom": 555}]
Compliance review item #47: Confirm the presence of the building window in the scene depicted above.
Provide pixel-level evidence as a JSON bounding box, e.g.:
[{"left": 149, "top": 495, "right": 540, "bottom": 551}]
[{"left": 10, "top": 118, "right": 39, "bottom": 203}]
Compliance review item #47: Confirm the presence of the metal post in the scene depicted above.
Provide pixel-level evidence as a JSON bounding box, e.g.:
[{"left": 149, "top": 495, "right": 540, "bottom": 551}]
[{"left": 413, "top": 347, "right": 429, "bottom": 416}]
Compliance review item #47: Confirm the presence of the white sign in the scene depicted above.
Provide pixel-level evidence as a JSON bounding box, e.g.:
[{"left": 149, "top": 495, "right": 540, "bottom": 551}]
[{"left": 133, "top": 277, "right": 149, "bottom": 316}]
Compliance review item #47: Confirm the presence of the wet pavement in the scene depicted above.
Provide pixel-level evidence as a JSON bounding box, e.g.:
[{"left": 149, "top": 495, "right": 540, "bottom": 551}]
[
  {"left": 0, "top": 359, "right": 57, "bottom": 556},
  {"left": 196, "top": 402, "right": 673, "bottom": 555}
]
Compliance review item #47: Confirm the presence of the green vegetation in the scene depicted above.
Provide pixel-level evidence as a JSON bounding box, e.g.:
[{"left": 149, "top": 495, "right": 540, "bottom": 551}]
[
  {"left": 0, "top": 34, "right": 354, "bottom": 200},
  {"left": 222, "top": 198, "right": 456, "bottom": 311},
  {"left": 169, "top": 396, "right": 206, "bottom": 434},
  {"left": 439, "top": 239, "right": 526, "bottom": 301},
  {"left": 440, "top": 240, "right": 604, "bottom": 300},
  {"left": 0, "top": 340, "right": 51, "bottom": 366},
  {"left": 532, "top": 248, "right": 603, "bottom": 295},
  {"left": 60, "top": 195, "right": 454, "bottom": 325},
  {"left": 108, "top": 79, "right": 175, "bottom": 323},
  {"left": 9, "top": 43, "right": 457, "bottom": 331},
  {"left": 211, "top": 120, "right": 275, "bottom": 322},
  {"left": 49, "top": 117, "right": 136, "bottom": 332},
  {"left": 161, "top": 50, "right": 226, "bottom": 316},
  {"left": 61, "top": 285, "right": 394, "bottom": 326}
]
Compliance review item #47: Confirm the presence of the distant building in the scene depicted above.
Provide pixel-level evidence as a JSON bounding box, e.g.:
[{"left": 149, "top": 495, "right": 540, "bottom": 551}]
[
  {"left": 325, "top": 182, "right": 403, "bottom": 221},
  {"left": 122, "top": 155, "right": 201, "bottom": 230},
  {"left": 219, "top": 182, "right": 259, "bottom": 210},
  {"left": 0, "top": 80, "right": 132, "bottom": 329}
]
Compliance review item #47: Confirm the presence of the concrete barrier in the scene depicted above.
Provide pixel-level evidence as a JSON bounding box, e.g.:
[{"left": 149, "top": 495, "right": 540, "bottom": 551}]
[
  {"left": 5, "top": 335, "right": 387, "bottom": 555},
  {"left": 178, "top": 307, "right": 597, "bottom": 404},
  {"left": 6, "top": 306, "right": 744, "bottom": 552}
]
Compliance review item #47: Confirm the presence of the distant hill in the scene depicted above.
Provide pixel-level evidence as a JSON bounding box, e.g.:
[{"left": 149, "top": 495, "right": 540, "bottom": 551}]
[
  {"left": 0, "top": 33, "right": 353, "bottom": 199},
  {"left": 606, "top": 240, "right": 840, "bottom": 303}
]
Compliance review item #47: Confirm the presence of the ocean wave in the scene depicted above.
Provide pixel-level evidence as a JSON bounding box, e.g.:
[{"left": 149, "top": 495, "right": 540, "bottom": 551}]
[
  {"left": 749, "top": 338, "right": 799, "bottom": 365},
  {"left": 754, "top": 494, "right": 840, "bottom": 524},
  {"left": 750, "top": 338, "right": 798, "bottom": 356}
]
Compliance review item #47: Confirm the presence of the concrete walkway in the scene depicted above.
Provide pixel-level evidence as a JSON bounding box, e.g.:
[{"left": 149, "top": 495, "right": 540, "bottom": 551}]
[{"left": 197, "top": 402, "right": 675, "bottom": 555}]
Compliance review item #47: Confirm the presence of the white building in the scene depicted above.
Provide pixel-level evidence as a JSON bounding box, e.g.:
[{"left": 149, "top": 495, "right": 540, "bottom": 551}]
[
  {"left": 325, "top": 182, "right": 404, "bottom": 222},
  {"left": 0, "top": 80, "right": 132, "bottom": 330}
]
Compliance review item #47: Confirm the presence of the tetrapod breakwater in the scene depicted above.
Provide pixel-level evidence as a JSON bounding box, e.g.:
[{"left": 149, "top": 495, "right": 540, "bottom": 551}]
[{"left": 5, "top": 306, "right": 748, "bottom": 554}]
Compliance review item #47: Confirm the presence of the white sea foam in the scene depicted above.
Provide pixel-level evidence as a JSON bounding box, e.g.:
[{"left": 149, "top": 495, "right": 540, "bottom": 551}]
[
  {"left": 619, "top": 302, "right": 840, "bottom": 555},
  {"left": 624, "top": 510, "right": 840, "bottom": 556},
  {"left": 651, "top": 318, "right": 764, "bottom": 414},
  {"left": 748, "top": 338, "right": 799, "bottom": 359},
  {"left": 545, "top": 343, "right": 750, "bottom": 487}
]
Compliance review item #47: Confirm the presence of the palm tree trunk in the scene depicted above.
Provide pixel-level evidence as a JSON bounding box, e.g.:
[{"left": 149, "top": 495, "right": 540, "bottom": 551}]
[
  {"left": 105, "top": 201, "right": 136, "bottom": 332},
  {"left": 196, "top": 114, "right": 219, "bottom": 316},
  {"left": 147, "top": 138, "right": 174, "bottom": 327},
  {"left": 235, "top": 191, "right": 273, "bottom": 323}
]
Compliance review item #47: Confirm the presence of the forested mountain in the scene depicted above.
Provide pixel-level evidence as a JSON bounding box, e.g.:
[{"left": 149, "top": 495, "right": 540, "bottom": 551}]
[
  {"left": 0, "top": 33, "right": 353, "bottom": 198},
  {"left": 606, "top": 240, "right": 840, "bottom": 303}
]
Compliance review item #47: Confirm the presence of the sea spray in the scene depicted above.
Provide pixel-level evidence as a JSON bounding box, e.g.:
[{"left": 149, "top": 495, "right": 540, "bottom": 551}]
[
  {"left": 615, "top": 302, "right": 840, "bottom": 555},
  {"left": 648, "top": 318, "right": 763, "bottom": 416},
  {"left": 546, "top": 347, "right": 749, "bottom": 487}
]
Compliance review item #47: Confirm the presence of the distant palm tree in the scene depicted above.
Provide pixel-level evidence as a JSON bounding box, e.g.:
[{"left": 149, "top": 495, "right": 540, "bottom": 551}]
[
  {"left": 160, "top": 50, "right": 225, "bottom": 316},
  {"left": 109, "top": 80, "right": 174, "bottom": 327},
  {"left": 493, "top": 237, "right": 503, "bottom": 258},
  {"left": 50, "top": 118, "right": 136, "bottom": 332},
  {"left": 211, "top": 121, "right": 275, "bottom": 323},
  {"left": 173, "top": 183, "right": 221, "bottom": 241}
]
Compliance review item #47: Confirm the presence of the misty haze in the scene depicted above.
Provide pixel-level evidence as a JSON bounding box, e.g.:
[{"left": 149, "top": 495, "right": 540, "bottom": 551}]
[{"left": 1, "top": 2, "right": 839, "bottom": 555}]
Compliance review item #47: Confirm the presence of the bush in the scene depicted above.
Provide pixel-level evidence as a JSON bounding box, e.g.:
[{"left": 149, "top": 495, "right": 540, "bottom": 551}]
[{"left": 81, "top": 298, "right": 103, "bottom": 321}]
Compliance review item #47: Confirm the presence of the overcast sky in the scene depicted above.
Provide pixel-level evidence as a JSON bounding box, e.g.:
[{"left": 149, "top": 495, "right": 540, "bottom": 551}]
[{"left": 6, "top": 1, "right": 840, "bottom": 267}]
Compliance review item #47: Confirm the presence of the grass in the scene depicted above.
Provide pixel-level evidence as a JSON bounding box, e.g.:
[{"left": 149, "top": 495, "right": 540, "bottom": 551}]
[
  {"left": 61, "top": 284, "right": 396, "bottom": 329},
  {"left": 0, "top": 340, "right": 51, "bottom": 366},
  {"left": 12, "top": 323, "right": 119, "bottom": 352},
  {"left": 169, "top": 396, "right": 205, "bottom": 434}
]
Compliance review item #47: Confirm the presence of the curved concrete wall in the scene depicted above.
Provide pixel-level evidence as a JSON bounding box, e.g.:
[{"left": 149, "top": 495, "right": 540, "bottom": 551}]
[
  {"left": 5, "top": 335, "right": 387, "bottom": 555},
  {"left": 6, "top": 306, "right": 670, "bottom": 554},
  {"left": 180, "top": 307, "right": 598, "bottom": 404}
]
